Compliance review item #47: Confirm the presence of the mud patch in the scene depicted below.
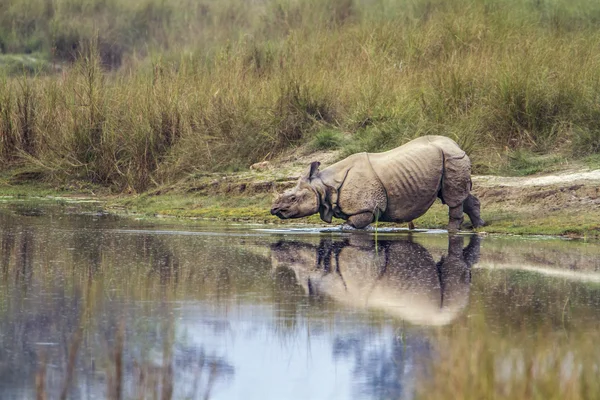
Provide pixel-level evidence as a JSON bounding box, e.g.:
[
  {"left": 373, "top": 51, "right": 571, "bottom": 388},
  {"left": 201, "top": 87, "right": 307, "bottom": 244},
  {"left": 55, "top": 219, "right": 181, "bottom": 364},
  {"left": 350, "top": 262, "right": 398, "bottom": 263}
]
[{"left": 473, "top": 171, "right": 600, "bottom": 212}]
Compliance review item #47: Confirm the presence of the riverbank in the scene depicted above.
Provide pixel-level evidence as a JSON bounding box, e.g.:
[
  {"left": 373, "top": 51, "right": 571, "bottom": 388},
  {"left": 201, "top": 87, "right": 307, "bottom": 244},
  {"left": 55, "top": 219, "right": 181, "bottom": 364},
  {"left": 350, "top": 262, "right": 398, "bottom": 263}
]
[{"left": 2, "top": 153, "right": 599, "bottom": 238}]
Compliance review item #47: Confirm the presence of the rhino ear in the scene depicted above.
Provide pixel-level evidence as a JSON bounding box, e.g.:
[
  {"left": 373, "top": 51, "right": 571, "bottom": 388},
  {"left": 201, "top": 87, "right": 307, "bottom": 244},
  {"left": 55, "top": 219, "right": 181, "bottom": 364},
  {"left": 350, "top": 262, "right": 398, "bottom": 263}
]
[{"left": 303, "top": 161, "right": 321, "bottom": 180}]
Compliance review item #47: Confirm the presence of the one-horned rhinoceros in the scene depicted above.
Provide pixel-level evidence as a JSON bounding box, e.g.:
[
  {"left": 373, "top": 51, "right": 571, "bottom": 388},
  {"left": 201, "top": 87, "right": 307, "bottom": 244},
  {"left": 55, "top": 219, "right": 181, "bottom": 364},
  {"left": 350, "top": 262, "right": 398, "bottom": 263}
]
[{"left": 270, "top": 135, "right": 484, "bottom": 231}]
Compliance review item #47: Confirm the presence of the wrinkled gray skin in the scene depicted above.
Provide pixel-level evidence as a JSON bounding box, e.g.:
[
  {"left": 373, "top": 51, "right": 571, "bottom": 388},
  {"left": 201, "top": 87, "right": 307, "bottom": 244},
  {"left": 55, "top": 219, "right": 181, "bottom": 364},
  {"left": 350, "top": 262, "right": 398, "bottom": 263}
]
[
  {"left": 271, "top": 135, "right": 484, "bottom": 231},
  {"left": 271, "top": 235, "right": 480, "bottom": 326}
]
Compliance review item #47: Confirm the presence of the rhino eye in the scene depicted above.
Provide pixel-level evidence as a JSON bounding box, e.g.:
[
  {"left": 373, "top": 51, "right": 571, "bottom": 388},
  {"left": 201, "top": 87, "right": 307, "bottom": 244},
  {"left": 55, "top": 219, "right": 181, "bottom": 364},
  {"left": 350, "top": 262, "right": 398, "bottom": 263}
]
[{"left": 290, "top": 195, "right": 296, "bottom": 201}]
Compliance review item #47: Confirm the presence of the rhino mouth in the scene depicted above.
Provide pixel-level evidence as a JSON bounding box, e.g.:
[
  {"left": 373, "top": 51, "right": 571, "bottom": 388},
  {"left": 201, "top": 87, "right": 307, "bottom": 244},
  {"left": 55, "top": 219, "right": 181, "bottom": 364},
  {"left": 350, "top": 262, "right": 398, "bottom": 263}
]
[{"left": 270, "top": 207, "right": 290, "bottom": 219}]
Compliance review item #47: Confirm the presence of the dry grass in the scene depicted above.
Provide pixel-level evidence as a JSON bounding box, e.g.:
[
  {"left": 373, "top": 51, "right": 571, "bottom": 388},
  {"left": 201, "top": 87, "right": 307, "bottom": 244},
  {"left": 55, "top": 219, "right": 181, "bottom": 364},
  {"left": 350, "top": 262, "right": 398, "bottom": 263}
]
[{"left": 2, "top": 0, "right": 600, "bottom": 191}]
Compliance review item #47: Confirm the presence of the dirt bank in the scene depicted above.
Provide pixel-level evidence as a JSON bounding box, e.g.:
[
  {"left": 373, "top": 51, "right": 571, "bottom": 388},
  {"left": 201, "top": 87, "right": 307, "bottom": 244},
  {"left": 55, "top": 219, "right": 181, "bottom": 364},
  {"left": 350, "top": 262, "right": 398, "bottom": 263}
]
[{"left": 473, "top": 171, "right": 600, "bottom": 214}]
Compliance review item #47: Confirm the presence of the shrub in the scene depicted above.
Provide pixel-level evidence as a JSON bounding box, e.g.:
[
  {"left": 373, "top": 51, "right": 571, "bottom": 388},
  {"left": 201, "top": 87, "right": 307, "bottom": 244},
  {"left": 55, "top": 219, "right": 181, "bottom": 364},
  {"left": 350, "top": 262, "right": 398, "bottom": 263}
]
[{"left": 311, "top": 130, "right": 345, "bottom": 150}]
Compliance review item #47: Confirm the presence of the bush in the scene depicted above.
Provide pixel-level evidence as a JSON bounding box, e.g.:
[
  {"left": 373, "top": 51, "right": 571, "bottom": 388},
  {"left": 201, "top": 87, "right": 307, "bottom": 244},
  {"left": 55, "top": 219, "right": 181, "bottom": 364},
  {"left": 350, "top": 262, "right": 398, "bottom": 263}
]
[
  {"left": 572, "top": 127, "right": 600, "bottom": 157},
  {"left": 311, "top": 130, "right": 345, "bottom": 150}
]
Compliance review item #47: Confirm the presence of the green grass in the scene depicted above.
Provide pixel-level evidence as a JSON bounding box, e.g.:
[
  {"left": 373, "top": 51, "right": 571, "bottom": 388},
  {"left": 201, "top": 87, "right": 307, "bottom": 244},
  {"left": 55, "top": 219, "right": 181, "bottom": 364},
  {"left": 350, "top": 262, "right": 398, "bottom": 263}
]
[
  {"left": 112, "top": 194, "right": 600, "bottom": 237},
  {"left": 582, "top": 154, "right": 600, "bottom": 169},
  {"left": 495, "top": 150, "right": 567, "bottom": 176},
  {"left": 410, "top": 203, "right": 600, "bottom": 237},
  {"left": 0, "top": 54, "right": 53, "bottom": 75},
  {"left": 310, "top": 129, "right": 346, "bottom": 151}
]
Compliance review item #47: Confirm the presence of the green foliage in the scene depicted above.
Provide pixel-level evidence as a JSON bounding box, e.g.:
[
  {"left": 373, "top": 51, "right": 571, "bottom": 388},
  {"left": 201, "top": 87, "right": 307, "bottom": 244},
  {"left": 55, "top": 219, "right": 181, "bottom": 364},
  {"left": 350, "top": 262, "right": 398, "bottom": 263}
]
[
  {"left": 499, "top": 150, "right": 566, "bottom": 176},
  {"left": 310, "top": 129, "right": 345, "bottom": 150},
  {"left": 572, "top": 127, "right": 600, "bottom": 157},
  {"left": 582, "top": 153, "right": 600, "bottom": 169},
  {"left": 274, "top": 82, "right": 337, "bottom": 147},
  {"left": 341, "top": 120, "right": 420, "bottom": 157},
  {"left": 15, "top": 77, "right": 37, "bottom": 157},
  {"left": 0, "top": 54, "right": 52, "bottom": 75}
]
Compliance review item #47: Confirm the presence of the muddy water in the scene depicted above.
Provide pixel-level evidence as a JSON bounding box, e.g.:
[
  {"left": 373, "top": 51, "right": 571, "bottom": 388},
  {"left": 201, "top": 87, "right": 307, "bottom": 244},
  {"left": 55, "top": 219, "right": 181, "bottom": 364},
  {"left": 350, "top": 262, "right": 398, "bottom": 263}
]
[{"left": 1, "top": 207, "right": 600, "bottom": 399}]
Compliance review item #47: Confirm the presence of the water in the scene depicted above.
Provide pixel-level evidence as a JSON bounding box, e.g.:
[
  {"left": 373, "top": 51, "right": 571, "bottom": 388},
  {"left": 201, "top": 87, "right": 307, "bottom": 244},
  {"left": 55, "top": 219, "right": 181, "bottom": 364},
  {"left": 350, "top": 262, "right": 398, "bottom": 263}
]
[{"left": 1, "top": 206, "right": 600, "bottom": 399}]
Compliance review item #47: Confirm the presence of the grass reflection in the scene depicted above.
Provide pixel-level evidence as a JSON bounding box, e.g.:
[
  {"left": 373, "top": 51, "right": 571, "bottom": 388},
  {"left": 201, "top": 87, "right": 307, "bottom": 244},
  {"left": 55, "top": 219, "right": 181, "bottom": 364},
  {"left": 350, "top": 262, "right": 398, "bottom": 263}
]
[
  {"left": 418, "top": 266, "right": 600, "bottom": 400},
  {"left": 418, "top": 311, "right": 600, "bottom": 400}
]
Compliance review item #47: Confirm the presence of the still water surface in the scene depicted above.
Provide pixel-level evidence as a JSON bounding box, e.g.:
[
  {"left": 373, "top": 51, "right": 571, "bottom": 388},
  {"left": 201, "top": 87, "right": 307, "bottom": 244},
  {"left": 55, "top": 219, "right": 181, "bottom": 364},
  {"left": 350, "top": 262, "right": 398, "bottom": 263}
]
[{"left": 1, "top": 206, "right": 600, "bottom": 399}]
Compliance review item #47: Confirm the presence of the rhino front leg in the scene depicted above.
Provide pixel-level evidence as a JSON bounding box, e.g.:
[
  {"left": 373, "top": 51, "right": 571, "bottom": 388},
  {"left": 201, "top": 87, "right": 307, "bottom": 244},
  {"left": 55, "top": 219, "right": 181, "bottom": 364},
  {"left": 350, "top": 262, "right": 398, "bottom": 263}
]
[
  {"left": 346, "top": 212, "right": 375, "bottom": 229},
  {"left": 448, "top": 204, "right": 464, "bottom": 233},
  {"left": 463, "top": 194, "right": 485, "bottom": 228}
]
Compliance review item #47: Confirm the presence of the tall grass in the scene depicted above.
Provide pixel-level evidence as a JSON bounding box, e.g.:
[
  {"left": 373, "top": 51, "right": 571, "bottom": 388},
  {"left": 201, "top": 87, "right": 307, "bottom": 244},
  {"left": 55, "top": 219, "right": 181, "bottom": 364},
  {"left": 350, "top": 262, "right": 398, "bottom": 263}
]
[{"left": 2, "top": 0, "right": 600, "bottom": 190}]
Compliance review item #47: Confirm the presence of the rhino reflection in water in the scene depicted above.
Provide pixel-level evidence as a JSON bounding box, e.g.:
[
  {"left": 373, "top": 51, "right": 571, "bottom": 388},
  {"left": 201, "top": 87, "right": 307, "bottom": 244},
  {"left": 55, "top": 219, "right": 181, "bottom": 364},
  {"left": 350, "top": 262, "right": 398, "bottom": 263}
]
[{"left": 271, "top": 235, "right": 480, "bottom": 326}]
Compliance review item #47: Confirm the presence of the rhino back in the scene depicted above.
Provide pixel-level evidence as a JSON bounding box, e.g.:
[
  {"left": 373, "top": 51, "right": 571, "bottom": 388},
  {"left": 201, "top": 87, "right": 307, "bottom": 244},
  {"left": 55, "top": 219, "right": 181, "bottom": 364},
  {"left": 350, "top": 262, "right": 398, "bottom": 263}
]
[{"left": 368, "top": 140, "right": 444, "bottom": 222}]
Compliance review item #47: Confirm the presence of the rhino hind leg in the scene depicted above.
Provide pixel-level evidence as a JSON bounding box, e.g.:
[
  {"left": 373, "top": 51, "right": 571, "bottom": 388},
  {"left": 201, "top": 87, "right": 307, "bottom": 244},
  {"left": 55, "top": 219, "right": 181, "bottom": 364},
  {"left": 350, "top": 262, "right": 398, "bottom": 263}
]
[
  {"left": 448, "top": 204, "right": 464, "bottom": 233},
  {"left": 463, "top": 194, "right": 485, "bottom": 228}
]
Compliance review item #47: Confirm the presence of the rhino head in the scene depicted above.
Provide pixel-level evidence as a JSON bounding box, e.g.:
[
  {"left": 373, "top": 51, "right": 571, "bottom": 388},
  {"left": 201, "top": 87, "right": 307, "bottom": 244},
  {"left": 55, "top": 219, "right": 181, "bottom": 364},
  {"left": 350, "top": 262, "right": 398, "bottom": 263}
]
[{"left": 271, "top": 161, "right": 328, "bottom": 220}]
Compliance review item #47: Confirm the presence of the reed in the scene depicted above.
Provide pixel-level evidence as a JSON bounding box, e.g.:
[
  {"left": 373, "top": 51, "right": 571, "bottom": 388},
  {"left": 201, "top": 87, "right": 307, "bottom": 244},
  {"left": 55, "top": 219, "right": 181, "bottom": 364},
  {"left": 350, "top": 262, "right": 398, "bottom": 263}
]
[{"left": 2, "top": 0, "right": 600, "bottom": 191}]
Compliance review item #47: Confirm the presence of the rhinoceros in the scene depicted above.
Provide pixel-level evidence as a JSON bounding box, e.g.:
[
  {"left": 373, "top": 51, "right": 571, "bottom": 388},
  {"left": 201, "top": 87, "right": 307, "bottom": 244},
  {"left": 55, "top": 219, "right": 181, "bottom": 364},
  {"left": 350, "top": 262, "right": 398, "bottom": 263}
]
[{"left": 270, "top": 135, "right": 484, "bottom": 231}]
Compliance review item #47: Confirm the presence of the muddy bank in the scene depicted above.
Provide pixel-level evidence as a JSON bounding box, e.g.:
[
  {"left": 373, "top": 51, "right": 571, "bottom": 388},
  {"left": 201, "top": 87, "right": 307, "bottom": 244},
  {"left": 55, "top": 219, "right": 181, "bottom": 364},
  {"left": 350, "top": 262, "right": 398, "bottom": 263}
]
[{"left": 473, "top": 172, "right": 600, "bottom": 213}]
